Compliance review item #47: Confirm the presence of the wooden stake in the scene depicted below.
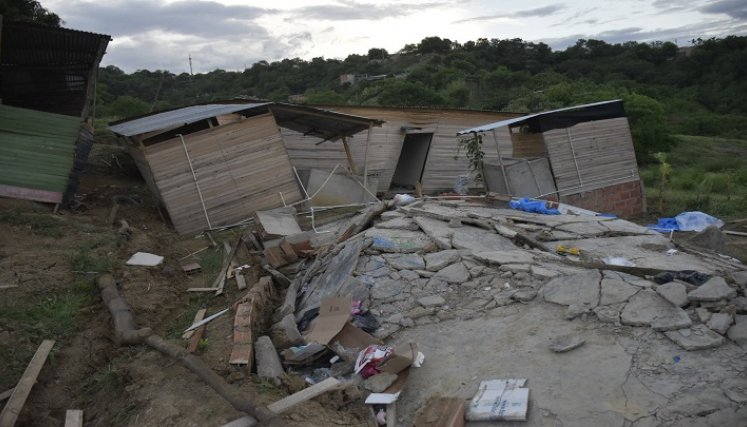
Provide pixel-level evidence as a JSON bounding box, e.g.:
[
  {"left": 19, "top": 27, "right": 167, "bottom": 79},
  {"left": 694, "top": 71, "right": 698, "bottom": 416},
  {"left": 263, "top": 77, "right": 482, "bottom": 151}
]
[{"left": 0, "top": 340, "right": 55, "bottom": 427}]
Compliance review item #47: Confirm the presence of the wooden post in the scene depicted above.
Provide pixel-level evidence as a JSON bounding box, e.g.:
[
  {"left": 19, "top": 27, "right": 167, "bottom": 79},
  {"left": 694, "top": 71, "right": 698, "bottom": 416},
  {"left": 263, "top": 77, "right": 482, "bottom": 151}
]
[
  {"left": 341, "top": 136, "right": 357, "bottom": 175},
  {"left": 0, "top": 340, "right": 55, "bottom": 427},
  {"left": 363, "top": 123, "right": 373, "bottom": 202},
  {"left": 491, "top": 129, "right": 512, "bottom": 197}
]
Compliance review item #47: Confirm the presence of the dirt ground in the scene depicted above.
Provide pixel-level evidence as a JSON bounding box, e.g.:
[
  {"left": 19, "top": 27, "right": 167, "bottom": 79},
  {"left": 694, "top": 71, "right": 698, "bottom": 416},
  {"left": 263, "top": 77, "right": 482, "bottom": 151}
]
[{"left": 0, "top": 145, "right": 371, "bottom": 427}]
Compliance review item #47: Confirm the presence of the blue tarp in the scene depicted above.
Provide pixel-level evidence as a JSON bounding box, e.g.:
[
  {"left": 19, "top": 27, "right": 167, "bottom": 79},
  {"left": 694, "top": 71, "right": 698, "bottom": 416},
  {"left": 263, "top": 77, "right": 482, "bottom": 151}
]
[
  {"left": 647, "top": 211, "right": 723, "bottom": 233},
  {"left": 509, "top": 198, "right": 560, "bottom": 215}
]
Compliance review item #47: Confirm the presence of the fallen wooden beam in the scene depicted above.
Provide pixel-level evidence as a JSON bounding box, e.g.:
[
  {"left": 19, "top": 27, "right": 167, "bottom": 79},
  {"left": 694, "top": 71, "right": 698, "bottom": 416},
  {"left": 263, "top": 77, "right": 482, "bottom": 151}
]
[
  {"left": 213, "top": 238, "right": 241, "bottom": 296},
  {"left": 267, "top": 377, "right": 341, "bottom": 414},
  {"left": 724, "top": 230, "right": 747, "bottom": 237},
  {"left": 0, "top": 339, "right": 55, "bottom": 427},
  {"left": 187, "top": 324, "right": 206, "bottom": 354},
  {"left": 182, "top": 309, "right": 207, "bottom": 340},
  {"left": 64, "top": 410, "right": 83, "bottom": 427}
]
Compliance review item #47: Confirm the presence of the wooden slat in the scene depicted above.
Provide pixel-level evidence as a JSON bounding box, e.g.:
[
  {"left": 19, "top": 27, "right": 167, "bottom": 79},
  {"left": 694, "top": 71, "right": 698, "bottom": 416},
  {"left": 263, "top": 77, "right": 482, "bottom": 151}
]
[
  {"left": 267, "top": 378, "right": 341, "bottom": 414},
  {"left": 0, "top": 340, "right": 55, "bottom": 427},
  {"left": 64, "top": 410, "right": 83, "bottom": 427},
  {"left": 182, "top": 308, "right": 207, "bottom": 339}
]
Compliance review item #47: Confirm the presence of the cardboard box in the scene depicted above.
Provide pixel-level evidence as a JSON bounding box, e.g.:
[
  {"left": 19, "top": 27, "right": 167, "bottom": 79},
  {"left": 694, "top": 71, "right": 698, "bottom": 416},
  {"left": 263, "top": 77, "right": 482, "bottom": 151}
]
[
  {"left": 304, "top": 296, "right": 382, "bottom": 359},
  {"left": 414, "top": 397, "right": 465, "bottom": 427}
]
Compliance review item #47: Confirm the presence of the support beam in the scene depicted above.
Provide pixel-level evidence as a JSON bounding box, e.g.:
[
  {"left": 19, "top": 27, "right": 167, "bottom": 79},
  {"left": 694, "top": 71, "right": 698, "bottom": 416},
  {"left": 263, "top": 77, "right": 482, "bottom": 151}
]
[
  {"left": 341, "top": 136, "right": 357, "bottom": 175},
  {"left": 363, "top": 123, "right": 372, "bottom": 203}
]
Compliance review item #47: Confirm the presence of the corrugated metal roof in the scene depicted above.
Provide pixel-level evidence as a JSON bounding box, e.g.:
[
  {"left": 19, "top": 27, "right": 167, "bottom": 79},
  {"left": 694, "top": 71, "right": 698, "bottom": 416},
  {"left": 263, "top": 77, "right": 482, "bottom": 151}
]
[
  {"left": 270, "top": 103, "right": 384, "bottom": 142},
  {"left": 108, "top": 103, "right": 270, "bottom": 136},
  {"left": 456, "top": 100, "right": 622, "bottom": 135}
]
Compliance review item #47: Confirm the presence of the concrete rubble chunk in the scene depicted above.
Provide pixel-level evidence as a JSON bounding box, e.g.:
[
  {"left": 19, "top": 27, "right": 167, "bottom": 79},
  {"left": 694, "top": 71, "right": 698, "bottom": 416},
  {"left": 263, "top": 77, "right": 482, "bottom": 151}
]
[
  {"left": 255, "top": 336, "right": 284, "bottom": 384},
  {"left": 727, "top": 315, "right": 747, "bottom": 349},
  {"left": 270, "top": 314, "right": 304, "bottom": 350},
  {"left": 473, "top": 250, "right": 535, "bottom": 266},
  {"left": 493, "top": 292, "right": 516, "bottom": 307},
  {"left": 424, "top": 250, "right": 462, "bottom": 272},
  {"left": 733, "top": 296, "right": 747, "bottom": 314},
  {"left": 541, "top": 270, "right": 601, "bottom": 307},
  {"left": 600, "top": 272, "right": 639, "bottom": 306},
  {"left": 412, "top": 216, "right": 453, "bottom": 250},
  {"left": 383, "top": 253, "right": 425, "bottom": 270},
  {"left": 399, "top": 270, "right": 420, "bottom": 281},
  {"left": 418, "top": 295, "right": 446, "bottom": 307},
  {"left": 434, "top": 262, "right": 470, "bottom": 284},
  {"left": 549, "top": 334, "right": 586, "bottom": 353},
  {"left": 530, "top": 265, "right": 561, "bottom": 279},
  {"left": 364, "top": 372, "right": 399, "bottom": 392},
  {"left": 696, "top": 307, "right": 713, "bottom": 323},
  {"left": 665, "top": 325, "right": 725, "bottom": 350},
  {"left": 687, "top": 277, "right": 736, "bottom": 302},
  {"left": 731, "top": 271, "right": 747, "bottom": 290},
  {"left": 451, "top": 226, "right": 517, "bottom": 253},
  {"left": 511, "top": 289, "right": 537, "bottom": 302},
  {"left": 371, "top": 278, "right": 404, "bottom": 300},
  {"left": 594, "top": 304, "right": 622, "bottom": 324},
  {"left": 656, "top": 282, "right": 689, "bottom": 307},
  {"left": 707, "top": 313, "right": 733, "bottom": 335},
  {"left": 687, "top": 225, "right": 725, "bottom": 252},
  {"left": 621, "top": 289, "right": 690, "bottom": 329},
  {"left": 364, "top": 228, "right": 436, "bottom": 253},
  {"left": 376, "top": 217, "right": 420, "bottom": 231},
  {"left": 380, "top": 210, "right": 405, "bottom": 220}
]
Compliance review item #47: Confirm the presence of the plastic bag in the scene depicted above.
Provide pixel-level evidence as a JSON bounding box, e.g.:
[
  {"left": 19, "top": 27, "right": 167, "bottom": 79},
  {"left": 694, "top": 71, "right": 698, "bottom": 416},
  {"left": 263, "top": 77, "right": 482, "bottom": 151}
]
[
  {"left": 393, "top": 194, "right": 416, "bottom": 206},
  {"left": 354, "top": 345, "right": 393, "bottom": 379},
  {"left": 351, "top": 312, "right": 380, "bottom": 333},
  {"left": 675, "top": 211, "right": 724, "bottom": 232}
]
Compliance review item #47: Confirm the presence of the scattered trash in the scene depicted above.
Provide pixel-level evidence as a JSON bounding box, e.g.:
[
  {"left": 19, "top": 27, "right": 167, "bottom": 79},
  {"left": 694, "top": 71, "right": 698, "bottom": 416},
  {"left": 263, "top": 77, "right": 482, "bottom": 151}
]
[
  {"left": 673, "top": 355, "right": 681, "bottom": 363},
  {"left": 393, "top": 194, "right": 416, "bottom": 206},
  {"left": 509, "top": 198, "right": 560, "bottom": 215},
  {"left": 648, "top": 211, "right": 724, "bottom": 233},
  {"left": 466, "top": 378, "right": 529, "bottom": 421},
  {"left": 181, "top": 262, "right": 201, "bottom": 275},
  {"left": 666, "top": 249, "right": 679, "bottom": 256},
  {"left": 125, "top": 252, "right": 164, "bottom": 266},
  {"left": 603, "top": 257, "right": 635, "bottom": 267},
  {"left": 556, "top": 244, "right": 580, "bottom": 256},
  {"left": 653, "top": 270, "right": 711, "bottom": 286}
]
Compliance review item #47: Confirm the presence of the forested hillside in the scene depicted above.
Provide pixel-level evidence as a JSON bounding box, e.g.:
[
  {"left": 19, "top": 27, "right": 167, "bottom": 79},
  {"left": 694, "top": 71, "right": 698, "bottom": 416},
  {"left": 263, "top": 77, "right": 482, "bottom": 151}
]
[{"left": 97, "top": 35, "right": 747, "bottom": 163}]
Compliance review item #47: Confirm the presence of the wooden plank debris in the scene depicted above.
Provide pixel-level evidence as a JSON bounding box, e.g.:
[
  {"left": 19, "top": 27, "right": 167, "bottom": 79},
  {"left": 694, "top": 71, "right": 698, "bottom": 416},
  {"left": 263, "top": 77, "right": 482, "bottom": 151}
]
[
  {"left": 0, "top": 339, "right": 55, "bottom": 427},
  {"left": 182, "top": 309, "right": 207, "bottom": 339},
  {"left": 183, "top": 308, "right": 229, "bottom": 333},
  {"left": 181, "top": 262, "right": 201, "bottom": 275},
  {"left": 187, "top": 324, "right": 206, "bottom": 354},
  {"left": 267, "top": 378, "right": 341, "bottom": 414},
  {"left": 214, "top": 240, "right": 239, "bottom": 296},
  {"left": 64, "top": 410, "right": 83, "bottom": 427},
  {"left": 186, "top": 287, "right": 219, "bottom": 292}
]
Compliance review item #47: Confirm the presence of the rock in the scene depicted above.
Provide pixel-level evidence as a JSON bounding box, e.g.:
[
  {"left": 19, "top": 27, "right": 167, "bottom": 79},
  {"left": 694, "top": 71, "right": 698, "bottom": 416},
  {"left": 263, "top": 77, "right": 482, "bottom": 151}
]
[
  {"left": 733, "top": 296, "right": 747, "bottom": 314},
  {"left": 386, "top": 313, "right": 404, "bottom": 324},
  {"left": 373, "top": 323, "right": 400, "bottom": 340},
  {"left": 383, "top": 253, "right": 425, "bottom": 270},
  {"left": 424, "top": 277, "right": 449, "bottom": 293},
  {"left": 356, "top": 255, "right": 386, "bottom": 273},
  {"left": 418, "top": 295, "right": 446, "bottom": 307},
  {"left": 565, "top": 304, "right": 592, "bottom": 320},
  {"left": 658, "top": 387, "right": 732, "bottom": 419},
  {"left": 412, "top": 216, "right": 453, "bottom": 250},
  {"left": 688, "top": 277, "right": 736, "bottom": 302},
  {"left": 451, "top": 226, "right": 517, "bottom": 253},
  {"left": 270, "top": 314, "right": 304, "bottom": 350},
  {"left": 707, "top": 313, "right": 733, "bottom": 334},
  {"left": 621, "top": 289, "right": 689, "bottom": 328},
  {"left": 696, "top": 307, "right": 713, "bottom": 323},
  {"left": 727, "top": 315, "right": 747, "bottom": 349},
  {"left": 493, "top": 293, "right": 515, "bottom": 307},
  {"left": 424, "top": 250, "right": 461, "bottom": 272},
  {"left": 372, "top": 278, "right": 404, "bottom": 300},
  {"left": 732, "top": 271, "right": 747, "bottom": 290},
  {"left": 665, "top": 325, "right": 725, "bottom": 350},
  {"left": 400, "top": 317, "right": 415, "bottom": 328},
  {"left": 365, "top": 266, "right": 393, "bottom": 278},
  {"left": 511, "top": 289, "right": 537, "bottom": 302},
  {"left": 399, "top": 270, "right": 420, "bottom": 281},
  {"left": 499, "top": 264, "right": 531, "bottom": 273},
  {"left": 650, "top": 308, "right": 692, "bottom": 331},
  {"left": 594, "top": 305, "right": 622, "bottom": 324},
  {"left": 433, "top": 262, "right": 470, "bottom": 284},
  {"left": 473, "top": 250, "right": 535, "bottom": 266},
  {"left": 699, "top": 299, "right": 729, "bottom": 309},
  {"left": 656, "top": 282, "right": 688, "bottom": 307},
  {"left": 549, "top": 335, "right": 586, "bottom": 353},
  {"left": 415, "top": 270, "right": 435, "bottom": 278},
  {"left": 542, "top": 270, "right": 601, "bottom": 307},
  {"left": 600, "top": 272, "right": 639, "bottom": 305},
  {"left": 255, "top": 336, "right": 285, "bottom": 384},
  {"left": 377, "top": 217, "right": 420, "bottom": 231},
  {"left": 406, "top": 306, "right": 434, "bottom": 319},
  {"left": 380, "top": 210, "right": 405, "bottom": 220},
  {"left": 365, "top": 228, "right": 436, "bottom": 253},
  {"left": 448, "top": 218, "right": 463, "bottom": 228},
  {"left": 687, "top": 225, "right": 725, "bottom": 252},
  {"left": 530, "top": 265, "right": 560, "bottom": 279}
]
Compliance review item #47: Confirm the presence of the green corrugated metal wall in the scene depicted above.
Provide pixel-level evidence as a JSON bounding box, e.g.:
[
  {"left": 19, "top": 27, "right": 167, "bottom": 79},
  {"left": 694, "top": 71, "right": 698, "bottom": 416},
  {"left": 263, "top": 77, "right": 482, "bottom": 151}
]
[{"left": 0, "top": 104, "right": 80, "bottom": 192}]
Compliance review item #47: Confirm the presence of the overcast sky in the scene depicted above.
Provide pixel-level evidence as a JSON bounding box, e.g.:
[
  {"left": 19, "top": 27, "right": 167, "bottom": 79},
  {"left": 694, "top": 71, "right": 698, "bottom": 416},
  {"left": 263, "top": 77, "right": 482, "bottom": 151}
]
[{"left": 45, "top": 0, "right": 747, "bottom": 73}]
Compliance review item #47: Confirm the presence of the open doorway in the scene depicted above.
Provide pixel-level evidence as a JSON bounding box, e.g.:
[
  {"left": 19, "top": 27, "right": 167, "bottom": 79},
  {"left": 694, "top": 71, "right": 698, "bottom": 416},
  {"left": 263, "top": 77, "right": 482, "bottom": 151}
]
[{"left": 389, "top": 132, "right": 433, "bottom": 191}]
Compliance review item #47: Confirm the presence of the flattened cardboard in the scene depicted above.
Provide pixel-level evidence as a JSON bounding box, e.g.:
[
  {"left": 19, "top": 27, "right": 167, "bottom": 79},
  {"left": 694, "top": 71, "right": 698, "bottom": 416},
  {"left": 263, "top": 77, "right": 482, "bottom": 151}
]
[
  {"left": 333, "top": 322, "right": 382, "bottom": 350},
  {"left": 378, "top": 342, "right": 418, "bottom": 374},
  {"left": 305, "top": 296, "right": 352, "bottom": 345}
]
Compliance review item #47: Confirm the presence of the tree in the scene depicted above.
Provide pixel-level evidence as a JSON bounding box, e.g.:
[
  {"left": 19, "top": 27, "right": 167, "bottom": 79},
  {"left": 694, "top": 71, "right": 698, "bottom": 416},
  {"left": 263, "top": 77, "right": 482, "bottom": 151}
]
[
  {"left": 0, "top": 0, "right": 61, "bottom": 26},
  {"left": 367, "top": 48, "right": 389, "bottom": 60},
  {"left": 418, "top": 36, "right": 452, "bottom": 54}
]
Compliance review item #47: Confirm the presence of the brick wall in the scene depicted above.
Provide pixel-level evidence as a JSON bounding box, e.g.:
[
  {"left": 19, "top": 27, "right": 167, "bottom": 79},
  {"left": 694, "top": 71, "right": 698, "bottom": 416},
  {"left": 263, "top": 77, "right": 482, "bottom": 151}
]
[{"left": 560, "top": 180, "right": 644, "bottom": 218}]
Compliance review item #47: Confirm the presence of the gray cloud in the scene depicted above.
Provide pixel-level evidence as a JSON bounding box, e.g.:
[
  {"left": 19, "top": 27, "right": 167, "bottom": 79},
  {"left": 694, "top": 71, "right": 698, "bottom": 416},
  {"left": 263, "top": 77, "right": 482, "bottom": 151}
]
[
  {"left": 287, "top": 0, "right": 453, "bottom": 21},
  {"left": 454, "top": 4, "right": 565, "bottom": 23},
  {"left": 701, "top": 0, "right": 747, "bottom": 20}
]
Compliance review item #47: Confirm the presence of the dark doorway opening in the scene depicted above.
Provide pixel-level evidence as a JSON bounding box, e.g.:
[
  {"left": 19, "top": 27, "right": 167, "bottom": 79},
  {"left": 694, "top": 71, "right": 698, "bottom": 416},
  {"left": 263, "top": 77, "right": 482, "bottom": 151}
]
[{"left": 389, "top": 132, "right": 433, "bottom": 191}]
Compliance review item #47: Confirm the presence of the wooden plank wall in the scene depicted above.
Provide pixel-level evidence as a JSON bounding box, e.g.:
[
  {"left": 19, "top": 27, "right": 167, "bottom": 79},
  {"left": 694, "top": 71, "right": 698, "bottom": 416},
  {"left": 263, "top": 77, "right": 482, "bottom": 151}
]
[
  {"left": 543, "top": 117, "right": 640, "bottom": 197},
  {"left": 281, "top": 107, "right": 516, "bottom": 193},
  {"left": 511, "top": 130, "right": 547, "bottom": 158},
  {"left": 144, "top": 114, "right": 302, "bottom": 235}
]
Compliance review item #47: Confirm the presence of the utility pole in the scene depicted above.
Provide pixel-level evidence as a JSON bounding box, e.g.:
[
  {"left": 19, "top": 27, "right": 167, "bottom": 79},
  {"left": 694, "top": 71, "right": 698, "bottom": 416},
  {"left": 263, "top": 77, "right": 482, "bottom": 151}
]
[{"left": 188, "top": 53, "right": 193, "bottom": 76}]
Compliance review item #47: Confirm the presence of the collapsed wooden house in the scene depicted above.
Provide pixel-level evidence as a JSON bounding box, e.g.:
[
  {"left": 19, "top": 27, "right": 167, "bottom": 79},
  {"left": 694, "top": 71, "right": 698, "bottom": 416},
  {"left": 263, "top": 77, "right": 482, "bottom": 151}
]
[
  {"left": 280, "top": 106, "right": 519, "bottom": 194},
  {"left": 109, "top": 102, "right": 382, "bottom": 235},
  {"left": 0, "top": 18, "right": 110, "bottom": 204},
  {"left": 458, "top": 100, "right": 644, "bottom": 217}
]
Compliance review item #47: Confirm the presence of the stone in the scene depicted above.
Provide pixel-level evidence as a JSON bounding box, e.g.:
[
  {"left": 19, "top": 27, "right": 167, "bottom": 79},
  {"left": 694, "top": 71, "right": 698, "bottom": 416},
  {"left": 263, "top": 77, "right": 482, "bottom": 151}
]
[
  {"left": 386, "top": 313, "right": 404, "bottom": 324},
  {"left": 707, "top": 313, "right": 733, "bottom": 334},
  {"left": 565, "top": 304, "right": 592, "bottom": 320},
  {"left": 499, "top": 264, "right": 532, "bottom": 273},
  {"left": 493, "top": 293, "right": 515, "bottom": 307},
  {"left": 406, "top": 306, "right": 434, "bottom": 319},
  {"left": 594, "top": 305, "right": 622, "bottom": 324},
  {"left": 424, "top": 277, "right": 449, "bottom": 293},
  {"left": 254, "top": 336, "right": 284, "bottom": 384},
  {"left": 418, "top": 295, "right": 446, "bottom": 307},
  {"left": 372, "top": 278, "right": 404, "bottom": 300},
  {"left": 424, "top": 250, "right": 461, "bottom": 272},
  {"left": 270, "top": 314, "right": 304, "bottom": 350},
  {"left": 412, "top": 216, "right": 453, "bottom": 250},
  {"left": 399, "top": 270, "right": 420, "bottom": 281},
  {"left": 400, "top": 318, "right": 415, "bottom": 328},
  {"left": 376, "top": 217, "right": 420, "bottom": 231},
  {"left": 380, "top": 210, "right": 405, "bottom": 220},
  {"left": 732, "top": 271, "right": 747, "bottom": 290},
  {"left": 530, "top": 265, "right": 560, "bottom": 279},
  {"left": 658, "top": 387, "right": 731, "bottom": 419},
  {"left": 687, "top": 225, "right": 725, "bottom": 252},
  {"left": 356, "top": 255, "right": 386, "bottom": 273},
  {"left": 434, "top": 262, "right": 470, "bottom": 284},
  {"left": 365, "top": 266, "right": 393, "bottom": 278},
  {"left": 415, "top": 270, "right": 435, "bottom": 278},
  {"left": 733, "top": 296, "right": 747, "bottom": 313},
  {"left": 373, "top": 324, "right": 400, "bottom": 340},
  {"left": 665, "top": 325, "right": 725, "bottom": 350},
  {"left": 687, "top": 277, "right": 737, "bottom": 302},
  {"left": 542, "top": 270, "right": 601, "bottom": 307},
  {"left": 549, "top": 335, "right": 586, "bottom": 353},
  {"left": 621, "top": 289, "right": 689, "bottom": 328},
  {"left": 511, "top": 289, "right": 537, "bottom": 302},
  {"left": 650, "top": 308, "right": 692, "bottom": 331},
  {"left": 656, "top": 282, "right": 689, "bottom": 307},
  {"left": 600, "top": 273, "right": 639, "bottom": 306},
  {"left": 383, "top": 253, "right": 425, "bottom": 270},
  {"left": 365, "top": 228, "right": 436, "bottom": 253},
  {"left": 696, "top": 307, "right": 713, "bottom": 323},
  {"left": 448, "top": 218, "right": 463, "bottom": 228},
  {"left": 699, "top": 299, "right": 729, "bottom": 309},
  {"left": 473, "top": 250, "right": 535, "bottom": 266},
  {"left": 451, "top": 226, "right": 517, "bottom": 253},
  {"left": 727, "top": 315, "right": 747, "bottom": 349}
]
